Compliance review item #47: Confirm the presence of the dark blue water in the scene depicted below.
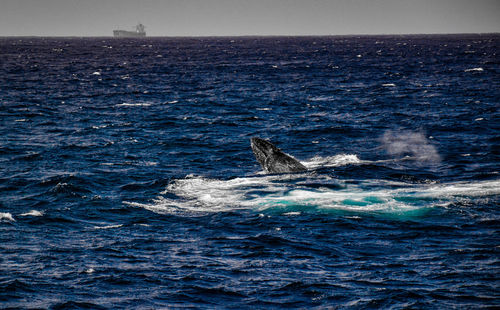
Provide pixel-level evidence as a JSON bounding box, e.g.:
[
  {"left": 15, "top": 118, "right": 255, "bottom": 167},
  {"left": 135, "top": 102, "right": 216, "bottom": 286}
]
[{"left": 1, "top": 35, "right": 499, "bottom": 309}]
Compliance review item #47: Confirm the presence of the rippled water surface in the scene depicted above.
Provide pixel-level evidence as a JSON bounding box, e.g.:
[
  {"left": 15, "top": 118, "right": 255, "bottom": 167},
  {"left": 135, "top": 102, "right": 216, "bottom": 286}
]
[{"left": 1, "top": 35, "right": 499, "bottom": 308}]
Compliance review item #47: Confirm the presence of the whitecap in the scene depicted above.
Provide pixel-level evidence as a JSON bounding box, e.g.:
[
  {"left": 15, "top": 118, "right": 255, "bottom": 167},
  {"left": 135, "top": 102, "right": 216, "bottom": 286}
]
[
  {"left": 415, "top": 180, "right": 500, "bottom": 198},
  {"left": 308, "top": 96, "right": 335, "bottom": 102},
  {"left": 283, "top": 211, "right": 301, "bottom": 216},
  {"left": 93, "top": 224, "right": 123, "bottom": 230},
  {"left": 19, "top": 210, "right": 44, "bottom": 217},
  {"left": 0, "top": 213, "right": 15, "bottom": 222},
  {"left": 116, "top": 103, "right": 152, "bottom": 107},
  {"left": 92, "top": 71, "right": 101, "bottom": 75},
  {"left": 382, "top": 83, "right": 396, "bottom": 87},
  {"left": 92, "top": 124, "right": 109, "bottom": 129},
  {"left": 464, "top": 67, "right": 484, "bottom": 72}
]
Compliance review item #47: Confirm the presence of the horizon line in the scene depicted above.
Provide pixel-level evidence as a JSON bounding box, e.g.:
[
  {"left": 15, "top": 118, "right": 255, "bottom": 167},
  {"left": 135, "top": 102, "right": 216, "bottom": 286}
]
[{"left": 1, "top": 32, "right": 499, "bottom": 38}]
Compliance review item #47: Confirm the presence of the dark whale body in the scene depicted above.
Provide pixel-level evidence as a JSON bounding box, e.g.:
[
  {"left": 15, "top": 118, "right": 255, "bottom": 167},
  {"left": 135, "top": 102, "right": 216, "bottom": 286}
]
[{"left": 250, "top": 137, "right": 307, "bottom": 174}]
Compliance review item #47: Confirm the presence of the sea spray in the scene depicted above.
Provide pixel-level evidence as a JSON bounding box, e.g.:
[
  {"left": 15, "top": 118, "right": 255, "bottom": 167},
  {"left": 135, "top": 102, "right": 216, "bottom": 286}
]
[{"left": 381, "top": 130, "right": 441, "bottom": 164}]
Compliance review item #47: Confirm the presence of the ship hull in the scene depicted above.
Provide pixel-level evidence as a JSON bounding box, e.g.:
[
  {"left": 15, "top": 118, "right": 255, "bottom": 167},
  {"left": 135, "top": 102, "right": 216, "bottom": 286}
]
[{"left": 113, "top": 30, "right": 146, "bottom": 38}]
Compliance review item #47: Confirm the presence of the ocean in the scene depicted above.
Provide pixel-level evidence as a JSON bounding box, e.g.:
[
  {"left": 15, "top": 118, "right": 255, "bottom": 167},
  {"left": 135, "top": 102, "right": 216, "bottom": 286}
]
[{"left": 1, "top": 34, "right": 499, "bottom": 309}]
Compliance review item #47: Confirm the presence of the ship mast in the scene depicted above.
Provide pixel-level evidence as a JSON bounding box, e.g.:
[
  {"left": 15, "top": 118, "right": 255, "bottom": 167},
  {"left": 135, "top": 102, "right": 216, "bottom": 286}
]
[{"left": 136, "top": 23, "right": 145, "bottom": 34}]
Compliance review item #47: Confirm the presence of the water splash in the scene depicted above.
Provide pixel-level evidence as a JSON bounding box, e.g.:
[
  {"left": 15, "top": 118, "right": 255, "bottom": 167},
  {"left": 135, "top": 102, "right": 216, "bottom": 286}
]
[
  {"left": 125, "top": 173, "right": 500, "bottom": 217},
  {"left": 381, "top": 130, "right": 441, "bottom": 164}
]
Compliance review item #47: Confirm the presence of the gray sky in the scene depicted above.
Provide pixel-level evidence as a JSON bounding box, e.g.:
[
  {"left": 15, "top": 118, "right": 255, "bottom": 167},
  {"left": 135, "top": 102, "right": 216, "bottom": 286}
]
[{"left": 0, "top": 0, "right": 499, "bottom": 36}]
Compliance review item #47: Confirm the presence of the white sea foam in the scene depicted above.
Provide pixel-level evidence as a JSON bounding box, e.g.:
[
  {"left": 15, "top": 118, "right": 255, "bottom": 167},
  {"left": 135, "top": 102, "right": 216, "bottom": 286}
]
[
  {"left": 92, "top": 124, "right": 109, "bottom": 129},
  {"left": 0, "top": 213, "right": 15, "bottom": 222},
  {"left": 382, "top": 83, "right": 396, "bottom": 87},
  {"left": 125, "top": 171, "right": 500, "bottom": 216},
  {"left": 303, "top": 154, "right": 361, "bottom": 169},
  {"left": 283, "top": 212, "right": 301, "bottom": 216},
  {"left": 308, "top": 96, "right": 336, "bottom": 102},
  {"left": 464, "top": 67, "right": 484, "bottom": 72},
  {"left": 94, "top": 224, "right": 123, "bottom": 230},
  {"left": 260, "top": 179, "right": 500, "bottom": 213},
  {"left": 414, "top": 180, "right": 500, "bottom": 198},
  {"left": 125, "top": 174, "right": 295, "bottom": 214},
  {"left": 19, "top": 210, "right": 43, "bottom": 217},
  {"left": 116, "top": 102, "right": 152, "bottom": 107}
]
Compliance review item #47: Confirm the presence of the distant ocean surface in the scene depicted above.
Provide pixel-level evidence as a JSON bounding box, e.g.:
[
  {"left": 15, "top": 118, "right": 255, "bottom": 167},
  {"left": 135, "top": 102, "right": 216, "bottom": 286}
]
[{"left": 1, "top": 34, "right": 499, "bottom": 309}]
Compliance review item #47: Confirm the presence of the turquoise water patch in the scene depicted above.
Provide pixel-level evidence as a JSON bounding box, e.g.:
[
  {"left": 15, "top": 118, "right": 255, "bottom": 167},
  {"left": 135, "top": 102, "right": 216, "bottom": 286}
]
[
  {"left": 342, "top": 196, "right": 386, "bottom": 206},
  {"left": 342, "top": 199, "right": 371, "bottom": 206},
  {"left": 363, "top": 196, "right": 386, "bottom": 204}
]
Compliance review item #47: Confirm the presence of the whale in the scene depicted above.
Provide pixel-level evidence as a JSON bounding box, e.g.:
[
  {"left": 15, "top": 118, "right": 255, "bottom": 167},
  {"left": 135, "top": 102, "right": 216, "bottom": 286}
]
[{"left": 251, "top": 137, "right": 307, "bottom": 174}]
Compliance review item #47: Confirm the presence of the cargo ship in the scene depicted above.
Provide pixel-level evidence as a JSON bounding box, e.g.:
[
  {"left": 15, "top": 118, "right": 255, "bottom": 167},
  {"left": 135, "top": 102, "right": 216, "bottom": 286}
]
[{"left": 113, "top": 24, "right": 146, "bottom": 37}]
